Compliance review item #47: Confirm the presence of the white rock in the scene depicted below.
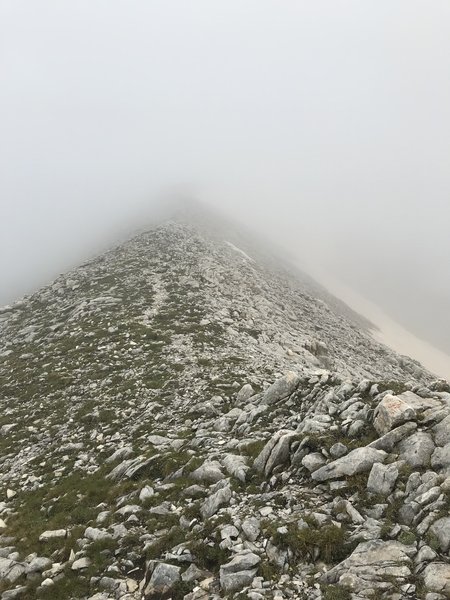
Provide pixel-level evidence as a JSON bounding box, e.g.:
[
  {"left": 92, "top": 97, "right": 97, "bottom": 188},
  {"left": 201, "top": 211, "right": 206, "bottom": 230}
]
[
  {"left": 39, "top": 529, "right": 67, "bottom": 542},
  {"left": 374, "top": 394, "right": 416, "bottom": 435},
  {"left": 72, "top": 557, "right": 91, "bottom": 570}
]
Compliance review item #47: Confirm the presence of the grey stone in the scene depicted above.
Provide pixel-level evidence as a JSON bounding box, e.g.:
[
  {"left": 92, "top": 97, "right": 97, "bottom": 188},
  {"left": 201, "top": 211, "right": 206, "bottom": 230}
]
[
  {"left": 72, "top": 557, "right": 91, "bottom": 570},
  {"left": 241, "top": 517, "right": 260, "bottom": 542},
  {"left": 254, "top": 430, "right": 297, "bottom": 476},
  {"left": 431, "top": 443, "right": 450, "bottom": 472},
  {"left": 191, "top": 461, "right": 225, "bottom": 483},
  {"left": 107, "top": 456, "right": 158, "bottom": 481},
  {"left": 222, "top": 454, "right": 249, "bottom": 483},
  {"left": 39, "top": 529, "right": 67, "bottom": 542},
  {"left": 139, "top": 485, "right": 155, "bottom": 502},
  {"left": 236, "top": 384, "right": 255, "bottom": 402},
  {"left": 84, "top": 527, "right": 113, "bottom": 542},
  {"left": 369, "top": 422, "right": 418, "bottom": 452},
  {"left": 433, "top": 415, "right": 450, "bottom": 447},
  {"left": 200, "top": 485, "right": 232, "bottom": 519},
  {"left": 321, "top": 540, "right": 413, "bottom": 592},
  {"left": 429, "top": 517, "right": 450, "bottom": 552},
  {"left": 261, "top": 372, "right": 299, "bottom": 405},
  {"left": 26, "top": 556, "right": 52, "bottom": 573},
  {"left": 399, "top": 432, "right": 435, "bottom": 468},
  {"left": 181, "top": 564, "right": 207, "bottom": 583},
  {"left": 311, "top": 447, "right": 387, "bottom": 482},
  {"left": 1, "top": 587, "right": 28, "bottom": 599},
  {"left": 301, "top": 452, "right": 326, "bottom": 472},
  {"left": 144, "top": 562, "right": 181, "bottom": 596},
  {"left": 330, "top": 442, "right": 348, "bottom": 458},
  {"left": 105, "top": 446, "right": 133, "bottom": 464},
  {"left": 374, "top": 394, "right": 417, "bottom": 435},
  {"left": 219, "top": 551, "right": 261, "bottom": 593},
  {"left": 423, "top": 563, "right": 450, "bottom": 595},
  {"left": 367, "top": 462, "right": 399, "bottom": 496},
  {"left": 0, "top": 558, "right": 26, "bottom": 583}
]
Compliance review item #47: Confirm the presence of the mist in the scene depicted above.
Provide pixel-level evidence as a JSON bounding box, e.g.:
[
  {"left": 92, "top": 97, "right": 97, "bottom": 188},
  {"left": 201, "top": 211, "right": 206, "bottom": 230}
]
[{"left": 1, "top": 1, "right": 450, "bottom": 367}]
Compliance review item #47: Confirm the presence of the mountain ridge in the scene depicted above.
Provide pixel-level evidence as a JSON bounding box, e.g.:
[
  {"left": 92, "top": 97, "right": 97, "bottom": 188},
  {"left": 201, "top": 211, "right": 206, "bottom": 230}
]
[{"left": 1, "top": 217, "right": 449, "bottom": 600}]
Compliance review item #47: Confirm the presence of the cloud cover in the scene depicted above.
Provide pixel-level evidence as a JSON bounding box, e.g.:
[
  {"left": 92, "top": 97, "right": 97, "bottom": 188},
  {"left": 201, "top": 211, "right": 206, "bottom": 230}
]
[{"left": 1, "top": 1, "right": 450, "bottom": 356}]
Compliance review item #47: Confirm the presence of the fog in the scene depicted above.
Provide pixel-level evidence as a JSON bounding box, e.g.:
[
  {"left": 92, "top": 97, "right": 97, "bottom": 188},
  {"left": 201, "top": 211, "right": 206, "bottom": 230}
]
[{"left": 1, "top": 1, "right": 450, "bottom": 373}]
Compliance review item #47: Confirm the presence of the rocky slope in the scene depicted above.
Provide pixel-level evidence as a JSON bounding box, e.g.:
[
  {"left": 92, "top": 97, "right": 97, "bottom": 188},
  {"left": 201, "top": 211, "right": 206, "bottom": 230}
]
[{"left": 0, "top": 219, "right": 448, "bottom": 600}]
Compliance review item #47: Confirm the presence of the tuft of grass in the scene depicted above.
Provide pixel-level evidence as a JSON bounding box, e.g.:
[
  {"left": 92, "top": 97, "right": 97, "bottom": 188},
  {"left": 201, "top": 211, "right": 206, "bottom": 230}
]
[
  {"left": 145, "top": 526, "right": 186, "bottom": 561},
  {"left": 322, "top": 585, "right": 352, "bottom": 600},
  {"left": 269, "top": 521, "right": 355, "bottom": 564}
]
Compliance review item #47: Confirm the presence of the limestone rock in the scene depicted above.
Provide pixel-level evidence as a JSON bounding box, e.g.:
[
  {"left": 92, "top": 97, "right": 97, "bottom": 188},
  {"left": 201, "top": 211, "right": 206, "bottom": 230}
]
[
  {"left": 431, "top": 443, "right": 450, "bottom": 473},
  {"left": 429, "top": 517, "right": 450, "bottom": 552},
  {"left": 321, "top": 540, "right": 414, "bottom": 592},
  {"left": 423, "top": 563, "right": 450, "bottom": 595},
  {"left": 39, "top": 529, "right": 67, "bottom": 542},
  {"left": 191, "top": 461, "right": 225, "bottom": 483},
  {"left": 373, "top": 394, "right": 417, "bottom": 435},
  {"left": 200, "top": 485, "right": 232, "bottom": 519},
  {"left": 398, "top": 432, "right": 435, "bottom": 468},
  {"left": 219, "top": 551, "right": 261, "bottom": 593},
  {"left": 311, "top": 447, "right": 387, "bottom": 482},
  {"left": 72, "top": 557, "right": 91, "bottom": 570},
  {"left": 261, "top": 372, "right": 299, "bottom": 405},
  {"left": 301, "top": 452, "right": 326, "bottom": 472},
  {"left": 367, "top": 462, "right": 399, "bottom": 496},
  {"left": 144, "top": 562, "right": 181, "bottom": 597},
  {"left": 0, "top": 558, "right": 26, "bottom": 583},
  {"left": 236, "top": 384, "right": 255, "bottom": 403},
  {"left": 254, "top": 430, "right": 298, "bottom": 476}
]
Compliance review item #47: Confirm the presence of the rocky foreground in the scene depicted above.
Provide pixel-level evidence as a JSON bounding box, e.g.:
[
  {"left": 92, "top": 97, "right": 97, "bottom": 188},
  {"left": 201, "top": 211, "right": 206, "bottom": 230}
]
[{"left": 0, "top": 220, "right": 449, "bottom": 599}]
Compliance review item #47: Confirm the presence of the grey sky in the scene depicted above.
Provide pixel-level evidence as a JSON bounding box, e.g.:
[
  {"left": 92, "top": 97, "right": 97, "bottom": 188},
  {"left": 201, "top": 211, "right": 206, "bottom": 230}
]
[{"left": 1, "top": 1, "right": 450, "bottom": 358}]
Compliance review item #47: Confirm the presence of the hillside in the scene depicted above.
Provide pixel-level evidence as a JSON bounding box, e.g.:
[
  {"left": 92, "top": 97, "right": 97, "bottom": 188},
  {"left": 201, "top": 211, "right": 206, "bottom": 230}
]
[{"left": 1, "top": 219, "right": 449, "bottom": 600}]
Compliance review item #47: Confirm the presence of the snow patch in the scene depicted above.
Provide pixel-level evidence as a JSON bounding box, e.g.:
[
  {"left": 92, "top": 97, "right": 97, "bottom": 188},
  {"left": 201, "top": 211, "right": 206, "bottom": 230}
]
[{"left": 225, "top": 241, "right": 254, "bottom": 262}]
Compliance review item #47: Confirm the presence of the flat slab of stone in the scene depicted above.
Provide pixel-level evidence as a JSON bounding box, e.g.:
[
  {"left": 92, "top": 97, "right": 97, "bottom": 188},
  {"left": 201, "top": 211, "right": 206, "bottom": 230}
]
[
  {"left": 261, "top": 372, "right": 299, "bottom": 405},
  {"left": 220, "top": 551, "right": 261, "bottom": 593},
  {"left": 423, "top": 562, "right": 450, "bottom": 595},
  {"left": 321, "top": 540, "right": 414, "bottom": 592},
  {"left": 311, "top": 447, "right": 387, "bottom": 482}
]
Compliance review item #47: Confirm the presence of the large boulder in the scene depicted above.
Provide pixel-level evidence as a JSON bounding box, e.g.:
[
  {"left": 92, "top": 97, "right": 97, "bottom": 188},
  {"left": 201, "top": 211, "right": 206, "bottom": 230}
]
[
  {"left": 321, "top": 540, "right": 413, "bottom": 592},
  {"left": 398, "top": 432, "right": 435, "bottom": 468},
  {"left": 0, "top": 558, "right": 26, "bottom": 583},
  {"left": 107, "top": 455, "right": 158, "bottom": 481},
  {"left": 261, "top": 372, "right": 299, "bottom": 405},
  {"left": 236, "top": 384, "right": 255, "bottom": 403},
  {"left": 369, "top": 421, "right": 417, "bottom": 452},
  {"left": 143, "top": 562, "right": 181, "bottom": 597},
  {"left": 433, "top": 415, "right": 450, "bottom": 447},
  {"left": 222, "top": 454, "right": 249, "bottom": 483},
  {"left": 200, "top": 484, "right": 232, "bottom": 519},
  {"left": 219, "top": 551, "right": 261, "bottom": 593},
  {"left": 367, "top": 462, "right": 399, "bottom": 496},
  {"left": 254, "top": 430, "right": 298, "bottom": 476},
  {"left": 431, "top": 443, "right": 450, "bottom": 473},
  {"left": 373, "top": 395, "right": 416, "bottom": 435},
  {"left": 39, "top": 529, "right": 67, "bottom": 542},
  {"left": 423, "top": 563, "right": 450, "bottom": 595},
  {"left": 191, "top": 460, "right": 225, "bottom": 483},
  {"left": 429, "top": 517, "right": 450, "bottom": 552},
  {"left": 311, "top": 447, "right": 387, "bottom": 482}
]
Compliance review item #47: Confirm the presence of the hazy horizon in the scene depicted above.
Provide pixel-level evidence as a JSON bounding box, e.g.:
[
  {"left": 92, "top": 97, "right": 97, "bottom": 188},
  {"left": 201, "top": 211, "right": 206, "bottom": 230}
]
[{"left": 1, "top": 1, "right": 450, "bottom": 369}]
